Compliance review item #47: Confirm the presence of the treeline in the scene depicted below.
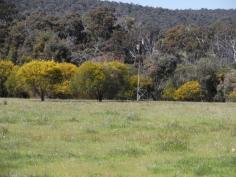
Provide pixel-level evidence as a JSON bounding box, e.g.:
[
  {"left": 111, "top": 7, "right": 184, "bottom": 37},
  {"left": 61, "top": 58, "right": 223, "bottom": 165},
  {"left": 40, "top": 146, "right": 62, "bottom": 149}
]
[
  {"left": 0, "top": 60, "right": 236, "bottom": 102},
  {"left": 0, "top": 0, "right": 236, "bottom": 102},
  {"left": 0, "top": 60, "right": 151, "bottom": 101}
]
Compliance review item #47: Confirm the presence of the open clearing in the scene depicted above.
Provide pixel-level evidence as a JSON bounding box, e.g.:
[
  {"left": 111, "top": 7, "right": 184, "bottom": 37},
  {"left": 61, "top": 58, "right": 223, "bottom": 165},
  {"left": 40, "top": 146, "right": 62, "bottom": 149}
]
[{"left": 0, "top": 99, "right": 236, "bottom": 177}]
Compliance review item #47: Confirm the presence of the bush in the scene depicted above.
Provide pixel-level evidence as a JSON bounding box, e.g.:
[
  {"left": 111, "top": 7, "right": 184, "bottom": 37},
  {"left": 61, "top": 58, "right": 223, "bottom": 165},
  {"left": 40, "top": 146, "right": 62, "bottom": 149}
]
[
  {"left": 162, "top": 80, "right": 176, "bottom": 101},
  {"left": 224, "top": 69, "right": 236, "bottom": 95},
  {"left": 0, "top": 60, "right": 15, "bottom": 97},
  {"left": 227, "top": 91, "right": 236, "bottom": 102},
  {"left": 50, "top": 63, "right": 78, "bottom": 99},
  {"left": 71, "top": 61, "right": 135, "bottom": 101},
  {"left": 5, "top": 66, "right": 29, "bottom": 98},
  {"left": 103, "top": 61, "right": 129, "bottom": 99},
  {"left": 70, "top": 61, "right": 106, "bottom": 101},
  {"left": 52, "top": 81, "right": 73, "bottom": 99},
  {"left": 174, "top": 81, "right": 201, "bottom": 101},
  {"left": 124, "top": 75, "right": 152, "bottom": 100}
]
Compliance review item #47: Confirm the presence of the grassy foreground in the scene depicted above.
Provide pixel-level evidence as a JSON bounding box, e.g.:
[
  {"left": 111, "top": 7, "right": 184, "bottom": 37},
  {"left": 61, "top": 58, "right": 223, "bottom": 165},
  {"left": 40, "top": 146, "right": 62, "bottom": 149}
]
[{"left": 0, "top": 99, "right": 236, "bottom": 177}]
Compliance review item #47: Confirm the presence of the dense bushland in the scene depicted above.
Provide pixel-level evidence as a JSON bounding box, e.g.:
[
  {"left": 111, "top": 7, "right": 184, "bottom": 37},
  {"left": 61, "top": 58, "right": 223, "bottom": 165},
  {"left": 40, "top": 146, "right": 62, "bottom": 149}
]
[{"left": 1, "top": 60, "right": 236, "bottom": 102}]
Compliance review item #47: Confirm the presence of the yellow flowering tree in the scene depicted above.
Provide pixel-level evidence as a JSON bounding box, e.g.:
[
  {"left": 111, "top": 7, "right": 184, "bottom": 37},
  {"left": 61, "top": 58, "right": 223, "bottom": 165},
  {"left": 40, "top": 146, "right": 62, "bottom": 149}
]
[
  {"left": 51, "top": 63, "right": 78, "bottom": 98},
  {"left": 17, "top": 60, "right": 60, "bottom": 101}
]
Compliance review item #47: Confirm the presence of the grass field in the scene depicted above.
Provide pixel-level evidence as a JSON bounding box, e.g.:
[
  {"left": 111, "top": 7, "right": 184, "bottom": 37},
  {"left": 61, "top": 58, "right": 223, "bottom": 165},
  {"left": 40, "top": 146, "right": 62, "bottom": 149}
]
[{"left": 0, "top": 99, "right": 236, "bottom": 177}]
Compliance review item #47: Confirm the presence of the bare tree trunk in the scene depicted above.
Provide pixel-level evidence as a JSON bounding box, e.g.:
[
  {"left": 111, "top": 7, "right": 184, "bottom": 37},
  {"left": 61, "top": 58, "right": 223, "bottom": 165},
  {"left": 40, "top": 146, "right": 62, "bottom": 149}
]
[{"left": 231, "top": 40, "right": 236, "bottom": 62}]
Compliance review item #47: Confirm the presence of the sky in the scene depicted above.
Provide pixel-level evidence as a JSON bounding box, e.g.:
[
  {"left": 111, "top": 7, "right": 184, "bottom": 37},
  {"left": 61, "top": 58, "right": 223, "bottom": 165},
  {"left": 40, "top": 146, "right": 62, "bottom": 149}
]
[{"left": 105, "top": 0, "right": 236, "bottom": 9}]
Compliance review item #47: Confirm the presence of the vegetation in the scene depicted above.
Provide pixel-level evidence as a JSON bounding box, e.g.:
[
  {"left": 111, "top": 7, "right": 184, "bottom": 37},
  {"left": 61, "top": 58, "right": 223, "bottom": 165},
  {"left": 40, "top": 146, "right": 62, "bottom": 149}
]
[
  {"left": 1, "top": 58, "right": 236, "bottom": 102},
  {"left": 0, "top": 99, "right": 236, "bottom": 177},
  {"left": 0, "top": 0, "right": 236, "bottom": 102},
  {"left": 174, "top": 81, "right": 201, "bottom": 101},
  {"left": 1, "top": 1, "right": 235, "bottom": 176},
  {"left": 0, "top": 60, "right": 15, "bottom": 97}
]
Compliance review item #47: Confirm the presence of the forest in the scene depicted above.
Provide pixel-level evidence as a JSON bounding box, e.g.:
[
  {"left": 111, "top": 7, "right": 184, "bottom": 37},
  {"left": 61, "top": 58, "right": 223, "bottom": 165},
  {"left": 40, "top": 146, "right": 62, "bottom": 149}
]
[{"left": 0, "top": 0, "right": 236, "bottom": 101}]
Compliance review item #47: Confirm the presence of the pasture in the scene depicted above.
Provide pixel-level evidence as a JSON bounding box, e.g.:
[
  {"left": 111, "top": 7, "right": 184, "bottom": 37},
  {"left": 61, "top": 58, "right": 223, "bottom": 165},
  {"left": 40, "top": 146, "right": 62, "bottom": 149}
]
[{"left": 0, "top": 99, "right": 236, "bottom": 177}]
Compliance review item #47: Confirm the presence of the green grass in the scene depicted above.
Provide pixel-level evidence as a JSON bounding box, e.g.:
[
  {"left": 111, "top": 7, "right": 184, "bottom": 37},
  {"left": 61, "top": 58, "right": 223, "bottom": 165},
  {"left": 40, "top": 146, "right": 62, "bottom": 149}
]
[{"left": 0, "top": 99, "right": 236, "bottom": 177}]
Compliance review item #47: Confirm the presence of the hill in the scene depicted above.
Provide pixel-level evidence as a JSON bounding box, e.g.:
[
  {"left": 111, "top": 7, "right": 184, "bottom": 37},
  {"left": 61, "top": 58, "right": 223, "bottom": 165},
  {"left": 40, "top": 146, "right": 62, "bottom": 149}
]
[{"left": 10, "top": 0, "right": 236, "bottom": 30}]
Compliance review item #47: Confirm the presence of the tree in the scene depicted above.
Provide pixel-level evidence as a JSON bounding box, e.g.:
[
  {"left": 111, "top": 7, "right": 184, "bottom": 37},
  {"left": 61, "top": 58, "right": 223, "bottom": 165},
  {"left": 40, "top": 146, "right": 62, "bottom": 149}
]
[
  {"left": 58, "top": 12, "right": 86, "bottom": 44},
  {"left": 0, "top": 0, "right": 17, "bottom": 58},
  {"left": 0, "top": 60, "right": 15, "bottom": 97},
  {"left": 5, "top": 66, "right": 29, "bottom": 98},
  {"left": 33, "top": 31, "right": 71, "bottom": 62},
  {"left": 71, "top": 61, "right": 132, "bottom": 101},
  {"left": 159, "top": 25, "right": 211, "bottom": 61},
  {"left": 17, "top": 60, "right": 60, "bottom": 101},
  {"left": 50, "top": 63, "right": 78, "bottom": 98},
  {"left": 71, "top": 62, "right": 106, "bottom": 101},
  {"left": 195, "top": 57, "right": 219, "bottom": 101},
  {"left": 103, "top": 61, "right": 129, "bottom": 99},
  {"left": 85, "top": 7, "right": 116, "bottom": 40},
  {"left": 149, "top": 55, "right": 178, "bottom": 99}
]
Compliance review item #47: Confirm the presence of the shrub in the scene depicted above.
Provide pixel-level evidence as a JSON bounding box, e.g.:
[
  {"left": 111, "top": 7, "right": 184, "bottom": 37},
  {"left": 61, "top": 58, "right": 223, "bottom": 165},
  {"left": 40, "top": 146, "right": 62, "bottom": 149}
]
[
  {"left": 124, "top": 75, "right": 152, "bottom": 100},
  {"left": 174, "top": 81, "right": 201, "bottom": 101},
  {"left": 162, "top": 80, "right": 176, "bottom": 101},
  {"left": 52, "top": 81, "right": 73, "bottom": 99},
  {"left": 71, "top": 61, "right": 133, "bottom": 101},
  {"left": 103, "top": 61, "right": 129, "bottom": 99},
  {"left": 227, "top": 91, "right": 236, "bottom": 102},
  {"left": 70, "top": 61, "right": 106, "bottom": 101},
  {"left": 224, "top": 69, "right": 236, "bottom": 95},
  {"left": 0, "top": 60, "right": 15, "bottom": 97},
  {"left": 5, "top": 66, "right": 29, "bottom": 98},
  {"left": 50, "top": 63, "right": 78, "bottom": 98}
]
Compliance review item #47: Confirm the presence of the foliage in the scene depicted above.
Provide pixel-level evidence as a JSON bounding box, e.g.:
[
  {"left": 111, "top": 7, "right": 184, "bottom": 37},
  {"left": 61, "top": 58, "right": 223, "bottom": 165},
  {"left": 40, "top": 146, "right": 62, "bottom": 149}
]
[
  {"left": 5, "top": 66, "right": 29, "bottom": 98},
  {"left": 227, "top": 91, "right": 236, "bottom": 102},
  {"left": 33, "top": 31, "right": 71, "bottom": 62},
  {"left": 224, "top": 69, "right": 236, "bottom": 95},
  {"left": 0, "top": 60, "right": 15, "bottom": 96},
  {"left": 162, "top": 80, "right": 176, "bottom": 101},
  {"left": 195, "top": 57, "right": 219, "bottom": 101},
  {"left": 159, "top": 25, "right": 211, "bottom": 59},
  {"left": 0, "top": 0, "right": 17, "bottom": 57},
  {"left": 71, "top": 61, "right": 106, "bottom": 101},
  {"left": 174, "top": 81, "right": 201, "bottom": 101},
  {"left": 173, "top": 64, "right": 197, "bottom": 87},
  {"left": 50, "top": 63, "right": 78, "bottom": 98},
  {"left": 17, "top": 60, "right": 60, "bottom": 101},
  {"left": 0, "top": 0, "right": 236, "bottom": 102},
  {"left": 124, "top": 75, "right": 153, "bottom": 99},
  {"left": 150, "top": 55, "right": 177, "bottom": 100},
  {"left": 71, "top": 61, "right": 134, "bottom": 101},
  {"left": 103, "top": 61, "right": 129, "bottom": 99},
  {"left": 85, "top": 7, "right": 116, "bottom": 40}
]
